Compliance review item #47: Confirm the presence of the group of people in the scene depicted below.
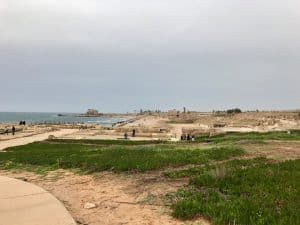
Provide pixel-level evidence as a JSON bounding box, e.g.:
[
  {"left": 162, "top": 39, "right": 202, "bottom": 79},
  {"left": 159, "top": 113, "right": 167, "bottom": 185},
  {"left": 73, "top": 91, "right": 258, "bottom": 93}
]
[
  {"left": 19, "top": 121, "right": 26, "bottom": 125},
  {"left": 124, "top": 129, "right": 136, "bottom": 139},
  {"left": 2, "top": 121, "right": 26, "bottom": 136},
  {"left": 181, "top": 133, "right": 195, "bottom": 141}
]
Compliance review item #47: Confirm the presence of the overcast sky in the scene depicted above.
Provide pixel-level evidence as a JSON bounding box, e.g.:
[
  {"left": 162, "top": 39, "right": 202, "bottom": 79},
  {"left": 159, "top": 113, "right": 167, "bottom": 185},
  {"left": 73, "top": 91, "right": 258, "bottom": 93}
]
[{"left": 0, "top": 0, "right": 299, "bottom": 112}]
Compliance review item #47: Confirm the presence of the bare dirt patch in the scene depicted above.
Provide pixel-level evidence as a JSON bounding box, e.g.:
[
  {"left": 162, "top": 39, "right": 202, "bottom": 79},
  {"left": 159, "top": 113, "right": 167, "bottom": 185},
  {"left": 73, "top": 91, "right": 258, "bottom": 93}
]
[
  {"left": 0, "top": 170, "right": 209, "bottom": 225},
  {"left": 243, "top": 140, "right": 300, "bottom": 160}
]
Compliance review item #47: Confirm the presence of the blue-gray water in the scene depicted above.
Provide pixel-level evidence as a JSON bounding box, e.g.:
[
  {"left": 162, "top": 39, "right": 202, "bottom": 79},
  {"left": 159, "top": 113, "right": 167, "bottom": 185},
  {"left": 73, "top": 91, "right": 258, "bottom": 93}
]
[{"left": 0, "top": 112, "right": 127, "bottom": 126}]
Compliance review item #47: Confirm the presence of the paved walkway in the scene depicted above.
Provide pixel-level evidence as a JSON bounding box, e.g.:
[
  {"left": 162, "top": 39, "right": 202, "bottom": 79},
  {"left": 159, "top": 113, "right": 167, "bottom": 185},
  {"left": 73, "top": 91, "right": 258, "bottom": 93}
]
[
  {"left": 0, "top": 176, "right": 76, "bottom": 225},
  {"left": 0, "top": 129, "right": 78, "bottom": 151}
]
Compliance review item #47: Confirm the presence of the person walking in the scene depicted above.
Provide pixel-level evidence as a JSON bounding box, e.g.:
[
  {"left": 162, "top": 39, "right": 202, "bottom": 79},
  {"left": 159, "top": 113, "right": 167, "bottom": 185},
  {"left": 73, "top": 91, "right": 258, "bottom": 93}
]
[
  {"left": 12, "top": 126, "right": 16, "bottom": 135},
  {"left": 187, "top": 134, "right": 191, "bottom": 141}
]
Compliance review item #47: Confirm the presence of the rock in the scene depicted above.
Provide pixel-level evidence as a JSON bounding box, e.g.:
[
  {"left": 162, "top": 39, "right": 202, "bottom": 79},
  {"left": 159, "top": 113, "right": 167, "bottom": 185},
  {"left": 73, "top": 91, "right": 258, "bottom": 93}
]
[
  {"left": 17, "top": 177, "right": 28, "bottom": 182},
  {"left": 76, "top": 219, "right": 88, "bottom": 225},
  {"left": 84, "top": 202, "right": 97, "bottom": 209},
  {"left": 48, "top": 135, "right": 56, "bottom": 139}
]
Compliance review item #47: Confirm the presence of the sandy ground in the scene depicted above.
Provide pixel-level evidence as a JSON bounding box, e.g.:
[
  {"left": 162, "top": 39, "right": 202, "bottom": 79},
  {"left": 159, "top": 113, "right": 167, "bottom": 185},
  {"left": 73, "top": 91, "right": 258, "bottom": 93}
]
[
  {"left": 62, "top": 130, "right": 155, "bottom": 141},
  {"left": 122, "top": 116, "right": 169, "bottom": 128},
  {"left": 116, "top": 112, "right": 300, "bottom": 140},
  {"left": 0, "top": 129, "right": 78, "bottom": 151}
]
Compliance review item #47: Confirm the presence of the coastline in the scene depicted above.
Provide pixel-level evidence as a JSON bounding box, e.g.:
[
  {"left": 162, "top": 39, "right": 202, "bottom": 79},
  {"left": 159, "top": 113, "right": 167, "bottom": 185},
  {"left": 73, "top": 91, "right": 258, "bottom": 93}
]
[{"left": 0, "top": 112, "right": 130, "bottom": 126}]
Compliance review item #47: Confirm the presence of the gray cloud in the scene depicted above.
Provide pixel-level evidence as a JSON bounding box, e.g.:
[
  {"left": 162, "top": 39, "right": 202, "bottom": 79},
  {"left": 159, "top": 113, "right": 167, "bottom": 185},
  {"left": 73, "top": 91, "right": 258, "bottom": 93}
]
[{"left": 0, "top": 0, "right": 299, "bottom": 112}]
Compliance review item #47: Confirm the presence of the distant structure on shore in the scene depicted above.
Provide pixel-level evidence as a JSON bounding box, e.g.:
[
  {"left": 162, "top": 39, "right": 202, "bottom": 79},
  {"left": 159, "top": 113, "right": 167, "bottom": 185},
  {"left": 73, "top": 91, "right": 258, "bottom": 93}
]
[
  {"left": 86, "top": 109, "right": 99, "bottom": 115},
  {"left": 75, "top": 109, "right": 103, "bottom": 117}
]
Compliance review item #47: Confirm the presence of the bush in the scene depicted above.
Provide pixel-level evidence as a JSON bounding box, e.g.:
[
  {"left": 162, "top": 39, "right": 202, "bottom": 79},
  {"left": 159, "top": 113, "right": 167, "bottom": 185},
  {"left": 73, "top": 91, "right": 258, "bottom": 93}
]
[{"left": 226, "top": 108, "right": 242, "bottom": 114}]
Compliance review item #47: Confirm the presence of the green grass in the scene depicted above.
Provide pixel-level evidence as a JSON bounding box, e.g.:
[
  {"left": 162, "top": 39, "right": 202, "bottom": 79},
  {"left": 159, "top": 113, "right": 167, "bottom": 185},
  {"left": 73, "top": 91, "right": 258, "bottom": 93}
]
[
  {"left": 0, "top": 142, "right": 244, "bottom": 173},
  {"left": 169, "top": 158, "right": 300, "bottom": 225},
  {"left": 196, "top": 130, "right": 300, "bottom": 144}
]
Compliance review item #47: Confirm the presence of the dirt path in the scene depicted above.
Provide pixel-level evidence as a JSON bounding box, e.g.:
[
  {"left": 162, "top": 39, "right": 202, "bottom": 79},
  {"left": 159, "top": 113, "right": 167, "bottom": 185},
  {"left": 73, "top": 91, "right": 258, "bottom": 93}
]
[{"left": 0, "top": 129, "right": 78, "bottom": 151}]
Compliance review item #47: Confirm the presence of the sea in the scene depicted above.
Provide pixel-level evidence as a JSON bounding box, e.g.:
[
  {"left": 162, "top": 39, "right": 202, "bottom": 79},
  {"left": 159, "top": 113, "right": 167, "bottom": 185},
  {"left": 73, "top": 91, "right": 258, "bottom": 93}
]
[{"left": 0, "top": 112, "right": 128, "bottom": 127}]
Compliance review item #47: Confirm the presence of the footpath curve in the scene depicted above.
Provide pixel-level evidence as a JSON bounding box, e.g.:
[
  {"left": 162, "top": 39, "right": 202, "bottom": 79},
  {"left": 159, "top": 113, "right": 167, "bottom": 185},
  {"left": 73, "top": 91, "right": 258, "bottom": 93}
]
[
  {"left": 0, "top": 129, "right": 78, "bottom": 151},
  {"left": 0, "top": 176, "right": 76, "bottom": 225}
]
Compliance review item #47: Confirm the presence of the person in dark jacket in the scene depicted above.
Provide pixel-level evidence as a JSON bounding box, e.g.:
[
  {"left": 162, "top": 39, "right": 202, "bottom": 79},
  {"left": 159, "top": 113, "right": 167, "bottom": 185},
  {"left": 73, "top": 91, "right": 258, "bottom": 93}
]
[
  {"left": 12, "top": 126, "right": 16, "bottom": 135},
  {"left": 187, "top": 134, "right": 191, "bottom": 141}
]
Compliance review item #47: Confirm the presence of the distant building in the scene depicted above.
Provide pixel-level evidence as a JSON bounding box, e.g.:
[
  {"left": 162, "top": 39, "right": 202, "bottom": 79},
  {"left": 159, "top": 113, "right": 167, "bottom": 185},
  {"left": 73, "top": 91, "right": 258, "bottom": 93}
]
[{"left": 86, "top": 109, "right": 99, "bottom": 115}]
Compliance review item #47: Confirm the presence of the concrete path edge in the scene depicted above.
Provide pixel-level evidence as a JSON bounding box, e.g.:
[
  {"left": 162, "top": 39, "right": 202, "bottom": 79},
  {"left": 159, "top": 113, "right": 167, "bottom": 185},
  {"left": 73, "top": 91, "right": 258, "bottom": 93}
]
[{"left": 0, "top": 176, "right": 77, "bottom": 225}]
